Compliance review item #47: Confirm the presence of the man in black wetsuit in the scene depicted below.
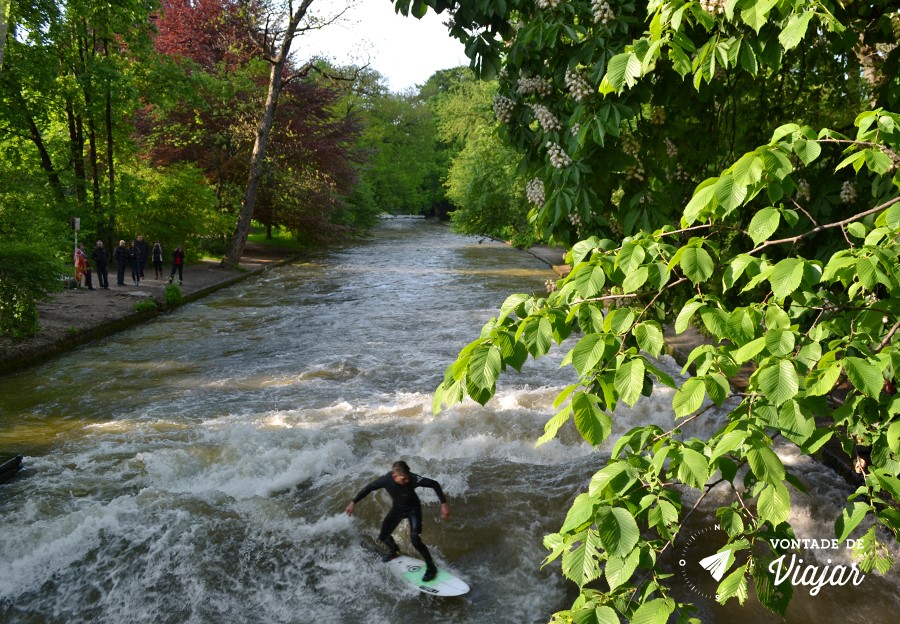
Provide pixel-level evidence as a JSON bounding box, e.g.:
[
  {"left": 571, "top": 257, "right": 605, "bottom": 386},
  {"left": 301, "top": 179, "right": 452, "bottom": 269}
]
[{"left": 345, "top": 460, "right": 450, "bottom": 582}]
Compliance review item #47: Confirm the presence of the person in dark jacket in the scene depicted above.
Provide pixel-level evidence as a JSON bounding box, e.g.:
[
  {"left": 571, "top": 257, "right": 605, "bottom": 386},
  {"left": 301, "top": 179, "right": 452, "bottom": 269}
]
[
  {"left": 169, "top": 245, "right": 184, "bottom": 285},
  {"left": 136, "top": 235, "right": 150, "bottom": 279},
  {"left": 113, "top": 240, "right": 127, "bottom": 286},
  {"left": 345, "top": 460, "right": 450, "bottom": 582},
  {"left": 128, "top": 240, "right": 142, "bottom": 286},
  {"left": 92, "top": 240, "right": 109, "bottom": 289},
  {"left": 151, "top": 241, "right": 164, "bottom": 280}
]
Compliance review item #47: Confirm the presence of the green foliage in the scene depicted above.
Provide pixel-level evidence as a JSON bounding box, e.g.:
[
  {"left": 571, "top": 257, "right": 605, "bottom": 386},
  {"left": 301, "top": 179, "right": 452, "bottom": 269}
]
[
  {"left": 433, "top": 75, "right": 537, "bottom": 245},
  {"left": 133, "top": 298, "right": 158, "bottom": 313},
  {"left": 0, "top": 242, "right": 64, "bottom": 337},
  {"left": 402, "top": 0, "right": 900, "bottom": 620},
  {"left": 164, "top": 283, "right": 183, "bottom": 307}
]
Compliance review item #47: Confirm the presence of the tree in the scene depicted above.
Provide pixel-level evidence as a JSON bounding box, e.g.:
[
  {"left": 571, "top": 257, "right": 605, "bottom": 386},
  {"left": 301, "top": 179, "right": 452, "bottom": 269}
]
[
  {"left": 396, "top": 0, "right": 900, "bottom": 621},
  {"left": 0, "top": 0, "right": 9, "bottom": 70},
  {"left": 220, "top": 0, "right": 317, "bottom": 268}
]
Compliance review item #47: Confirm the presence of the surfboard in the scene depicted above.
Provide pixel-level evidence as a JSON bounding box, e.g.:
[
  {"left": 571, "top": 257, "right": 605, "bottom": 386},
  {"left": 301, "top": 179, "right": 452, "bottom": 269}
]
[{"left": 387, "top": 555, "right": 470, "bottom": 597}]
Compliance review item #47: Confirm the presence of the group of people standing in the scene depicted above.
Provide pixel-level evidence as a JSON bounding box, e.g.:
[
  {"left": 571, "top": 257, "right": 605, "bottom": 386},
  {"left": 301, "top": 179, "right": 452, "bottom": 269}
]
[{"left": 73, "top": 235, "right": 185, "bottom": 290}]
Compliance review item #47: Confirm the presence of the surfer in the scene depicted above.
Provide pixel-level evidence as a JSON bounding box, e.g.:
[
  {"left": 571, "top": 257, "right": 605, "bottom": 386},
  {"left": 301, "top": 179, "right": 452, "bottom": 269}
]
[{"left": 345, "top": 460, "right": 450, "bottom": 582}]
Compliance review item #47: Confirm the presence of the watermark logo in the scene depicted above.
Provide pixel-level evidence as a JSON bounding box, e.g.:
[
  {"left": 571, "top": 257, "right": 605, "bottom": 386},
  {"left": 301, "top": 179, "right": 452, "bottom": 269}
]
[{"left": 679, "top": 526, "right": 868, "bottom": 601}]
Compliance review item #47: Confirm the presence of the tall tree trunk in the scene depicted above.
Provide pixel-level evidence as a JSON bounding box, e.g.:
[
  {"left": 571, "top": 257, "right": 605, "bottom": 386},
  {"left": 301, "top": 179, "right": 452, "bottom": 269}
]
[
  {"left": 220, "top": 0, "right": 315, "bottom": 269},
  {"left": 103, "top": 37, "right": 116, "bottom": 245},
  {"left": 0, "top": 0, "right": 9, "bottom": 72},
  {"left": 24, "top": 110, "right": 66, "bottom": 203},
  {"left": 66, "top": 101, "right": 88, "bottom": 206}
]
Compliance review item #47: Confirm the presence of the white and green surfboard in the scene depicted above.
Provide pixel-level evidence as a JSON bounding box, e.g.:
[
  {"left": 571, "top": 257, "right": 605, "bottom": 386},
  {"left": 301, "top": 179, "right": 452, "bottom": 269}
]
[{"left": 387, "top": 556, "right": 470, "bottom": 597}]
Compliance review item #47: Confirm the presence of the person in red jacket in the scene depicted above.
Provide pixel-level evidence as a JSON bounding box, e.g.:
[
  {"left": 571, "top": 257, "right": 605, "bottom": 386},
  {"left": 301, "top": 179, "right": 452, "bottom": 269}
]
[
  {"left": 345, "top": 460, "right": 450, "bottom": 582},
  {"left": 169, "top": 245, "right": 185, "bottom": 285}
]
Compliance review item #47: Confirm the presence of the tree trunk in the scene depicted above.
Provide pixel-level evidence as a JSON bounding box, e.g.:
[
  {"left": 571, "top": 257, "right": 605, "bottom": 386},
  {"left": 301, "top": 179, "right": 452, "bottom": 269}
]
[
  {"left": 24, "top": 110, "right": 66, "bottom": 203},
  {"left": 0, "top": 0, "right": 9, "bottom": 72},
  {"left": 103, "top": 38, "right": 116, "bottom": 246},
  {"left": 220, "top": 0, "right": 315, "bottom": 269},
  {"left": 66, "top": 101, "right": 87, "bottom": 206}
]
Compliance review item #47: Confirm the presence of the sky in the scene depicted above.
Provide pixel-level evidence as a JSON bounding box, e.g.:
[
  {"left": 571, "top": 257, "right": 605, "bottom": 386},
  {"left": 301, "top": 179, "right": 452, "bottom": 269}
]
[{"left": 295, "top": 1, "right": 469, "bottom": 92}]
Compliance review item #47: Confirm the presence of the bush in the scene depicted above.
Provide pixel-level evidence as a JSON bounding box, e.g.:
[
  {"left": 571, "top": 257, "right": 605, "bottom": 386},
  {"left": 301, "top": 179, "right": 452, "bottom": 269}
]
[
  {"left": 133, "top": 298, "right": 158, "bottom": 313},
  {"left": 164, "top": 284, "right": 183, "bottom": 306},
  {"left": 0, "top": 242, "right": 65, "bottom": 338}
]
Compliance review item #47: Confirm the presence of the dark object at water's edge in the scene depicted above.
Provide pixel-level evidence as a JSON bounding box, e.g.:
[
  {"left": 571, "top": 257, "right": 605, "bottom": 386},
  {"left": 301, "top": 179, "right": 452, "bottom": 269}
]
[{"left": 0, "top": 455, "right": 23, "bottom": 483}]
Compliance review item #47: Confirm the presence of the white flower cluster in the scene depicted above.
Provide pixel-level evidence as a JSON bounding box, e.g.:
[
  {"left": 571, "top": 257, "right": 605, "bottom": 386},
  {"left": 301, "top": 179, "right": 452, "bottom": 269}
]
[
  {"left": 517, "top": 76, "right": 554, "bottom": 97},
  {"left": 547, "top": 141, "right": 573, "bottom": 168},
  {"left": 569, "top": 212, "right": 583, "bottom": 228},
  {"left": 664, "top": 138, "right": 678, "bottom": 158},
  {"left": 796, "top": 179, "right": 811, "bottom": 202},
  {"left": 592, "top": 0, "right": 615, "bottom": 25},
  {"left": 493, "top": 96, "right": 515, "bottom": 123},
  {"left": 700, "top": 0, "right": 726, "bottom": 16},
  {"left": 565, "top": 67, "right": 592, "bottom": 101},
  {"left": 671, "top": 164, "right": 690, "bottom": 183},
  {"left": 530, "top": 103, "right": 562, "bottom": 132},
  {"left": 536, "top": 0, "right": 562, "bottom": 9},
  {"left": 650, "top": 107, "right": 666, "bottom": 125},
  {"left": 621, "top": 135, "right": 645, "bottom": 181},
  {"left": 545, "top": 278, "right": 558, "bottom": 293},
  {"left": 571, "top": 123, "right": 581, "bottom": 137},
  {"left": 526, "top": 178, "right": 545, "bottom": 206},
  {"left": 840, "top": 180, "right": 856, "bottom": 204}
]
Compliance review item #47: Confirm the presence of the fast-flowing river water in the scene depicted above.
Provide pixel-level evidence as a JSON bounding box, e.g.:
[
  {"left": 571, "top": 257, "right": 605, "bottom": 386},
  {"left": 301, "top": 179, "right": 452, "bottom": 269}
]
[{"left": 0, "top": 219, "right": 897, "bottom": 623}]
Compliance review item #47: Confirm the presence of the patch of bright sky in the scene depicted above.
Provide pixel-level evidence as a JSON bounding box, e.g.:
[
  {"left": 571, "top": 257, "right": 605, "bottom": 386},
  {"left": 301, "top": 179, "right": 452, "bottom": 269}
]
[{"left": 296, "top": 1, "right": 468, "bottom": 93}]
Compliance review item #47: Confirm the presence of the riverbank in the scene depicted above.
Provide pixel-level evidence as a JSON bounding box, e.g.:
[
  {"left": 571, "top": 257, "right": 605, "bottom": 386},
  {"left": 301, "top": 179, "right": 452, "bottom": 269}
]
[{"left": 0, "top": 243, "right": 301, "bottom": 377}]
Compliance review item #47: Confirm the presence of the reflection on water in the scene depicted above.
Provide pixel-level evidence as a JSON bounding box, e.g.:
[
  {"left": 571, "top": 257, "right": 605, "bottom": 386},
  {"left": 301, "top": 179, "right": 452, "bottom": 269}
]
[{"left": 0, "top": 220, "right": 897, "bottom": 623}]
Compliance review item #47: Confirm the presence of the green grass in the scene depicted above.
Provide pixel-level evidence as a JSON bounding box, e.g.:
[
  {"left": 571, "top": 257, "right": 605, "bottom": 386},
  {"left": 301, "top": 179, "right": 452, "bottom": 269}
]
[{"left": 246, "top": 224, "right": 307, "bottom": 252}]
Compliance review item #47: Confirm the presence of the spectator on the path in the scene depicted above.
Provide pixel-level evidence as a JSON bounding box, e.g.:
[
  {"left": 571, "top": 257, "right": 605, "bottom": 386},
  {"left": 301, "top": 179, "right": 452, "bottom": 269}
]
[
  {"left": 92, "top": 240, "right": 109, "bottom": 289},
  {"left": 151, "top": 241, "right": 164, "bottom": 280},
  {"left": 73, "top": 243, "right": 88, "bottom": 289},
  {"left": 128, "top": 240, "right": 142, "bottom": 286},
  {"left": 169, "top": 245, "right": 184, "bottom": 285},
  {"left": 136, "top": 235, "right": 150, "bottom": 279},
  {"left": 114, "top": 240, "right": 127, "bottom": 286}
]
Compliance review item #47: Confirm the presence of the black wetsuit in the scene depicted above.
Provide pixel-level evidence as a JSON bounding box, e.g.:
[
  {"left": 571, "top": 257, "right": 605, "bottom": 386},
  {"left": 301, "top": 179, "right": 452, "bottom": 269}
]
[{"left": 352, "top": 472, "right": 446, "bottom": 569}]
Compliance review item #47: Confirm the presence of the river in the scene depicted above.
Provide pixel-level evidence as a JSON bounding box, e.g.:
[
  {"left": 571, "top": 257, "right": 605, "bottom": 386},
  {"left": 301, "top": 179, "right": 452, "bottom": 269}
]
[{"left": 0, "top": 219, "right": 897, "bottom": 623}]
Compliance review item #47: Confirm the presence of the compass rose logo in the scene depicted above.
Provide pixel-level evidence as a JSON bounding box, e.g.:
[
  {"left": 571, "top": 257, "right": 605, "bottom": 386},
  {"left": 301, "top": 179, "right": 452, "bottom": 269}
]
[{"left": 678, "top": 524, "right": 737, "bottom": 600}]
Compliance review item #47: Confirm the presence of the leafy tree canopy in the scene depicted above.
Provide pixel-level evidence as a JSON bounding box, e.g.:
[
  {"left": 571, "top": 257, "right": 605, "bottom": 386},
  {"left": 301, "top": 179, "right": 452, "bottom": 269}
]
[{"left": 394, "top": 0, "right": 900, "bottom": 621}]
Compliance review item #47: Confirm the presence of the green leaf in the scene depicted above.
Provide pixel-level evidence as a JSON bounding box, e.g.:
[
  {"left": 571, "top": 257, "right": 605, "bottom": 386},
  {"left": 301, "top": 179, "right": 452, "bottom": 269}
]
[
  {"left": 757, "top": 481, "right": 791, "bottom": 525},
  {"left": 700, "top": 307, "right": 730, "bottom": 340},
  {"left": 606, "top": 52, "right": 642, "bottom": 91},
  {"left": 630, "top": 598, "right": 675, "bottom": 624},
  {"left": 562, "top": 492, "right": 595, "bottom": 533},
  {"left": 805, "top": 363, "right": 842, "bottom": 396},
  {"left": 705, "top": 373, "right": 731, "bottom": 406},
  {"left": 573, "top": 392, "right": 613, "bottom": 447},
  {"left": 732, "top": 153, "right": 763, "bottom": 186},
  {"left": 747, "top": 443, "right": 786, "bottom": 484},
  {"left": 596, "top": 507, "right": 640, "bottom": 558},
  {"left": 733, "top": 336, "right": 766, "bottom": 364},
  {"left": 674, "top": 377, "right": 707, "bottom": 418},
  {"left": 714, "top": 175, "right": 747, "bottom": 214},
  {"left": 769, "top": 258, "right": 805, "bottom": 300},
  {"left": 536, "top": 405, "right": 572, "bottom": 447},
  {"left": 622, "top": 265, "right": 649, "bottom": 293},
  {"left": 675, "top": 299, "right": 705, "bottom": 333},
  {"left": 778, "top": 11, "right": 814, "bottom": 50},
  {"left": 680, "top": 247, "right": 715, "bottom": 284},
  {"left": 635, "top": 322, "right": 664, "bottom": 358},
  {"left": 748, "top": 207, "right": 781, "bottom": 245},
  {"left": 717, "top": 507, "right": 745, "bottom": 537},
  {"left": 758, "top": 359, "right": 799, "bottom": 405},
  {"left": 741, "top": 0, "right": 778, "bottom": 33},
  {"left": 844, "top": 357, "right": 884, "bottom": 398},
  {"left": 520, "top": 316, "right": 553, "bottom": 358},
  {"left": 717, "top": 562, "right": 750, "bottom": 604},
  {"left": 562, "top": 528, "right": 604, "bottom": 587},
  {"left": 677, "top": 447, "right": 710, "bottom": 488},
  {"left": 499, "top": 293, "right": 529, "bottom": 320},
  {"left": 571, "top": 263, "right": 607, "bottom": 298},
  {"left": 572, "top": 334, "right": 607, "bottom": 376},
  {"left": 711, "top": 429, "right": 749, "bottom": 461},
  {"left": 683, "top": 181, "right": 717, "bottom": 225},
  {"left": 793, "top": 137, "right": 821, "bottom": 164},
  {"left": 617, "top": 241, "right": 646, "bottom": 273},
  {"left": 605, "top": 547, "right": 640, "bottom": 591},
  {"left": 615, "top": 358, "right": 646, "bottom": 407},
  {"left": 765, "top": 329, "right": 795, "bottom": 357},
  {"left": 836, "top": 501, "right": 869, "bottom": 541},
  {"left": 467, "top": 343, "right": 502, "bottom": 390}
]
